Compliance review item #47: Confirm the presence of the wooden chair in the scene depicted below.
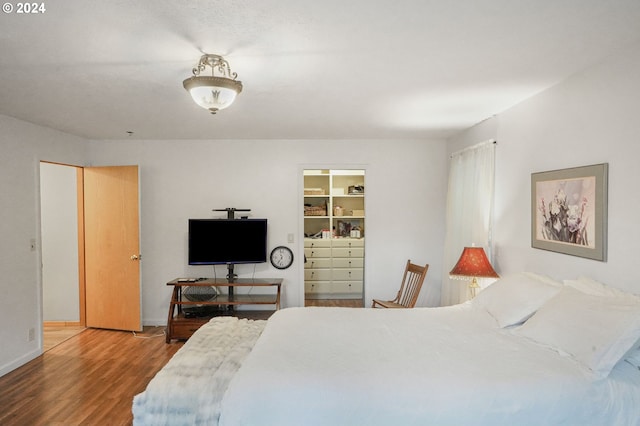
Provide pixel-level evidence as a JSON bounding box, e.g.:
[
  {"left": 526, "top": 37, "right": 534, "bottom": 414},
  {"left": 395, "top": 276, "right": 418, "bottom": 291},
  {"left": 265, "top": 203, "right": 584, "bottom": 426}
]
[{"left": 371, "top": 260, "right": 429, "bottom": 308}]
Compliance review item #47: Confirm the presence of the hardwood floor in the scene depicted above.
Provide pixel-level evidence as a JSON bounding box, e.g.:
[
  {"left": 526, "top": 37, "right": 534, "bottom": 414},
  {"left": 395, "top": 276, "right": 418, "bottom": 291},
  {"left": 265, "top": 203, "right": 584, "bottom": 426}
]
[
  {"left": 0, "top": 326, "right": 182, "bottom": 426},
  {"left": 305, "top": 298, "right": 364, "bottom": 307},
  {"left": 43, "top": 325, "right": 86, "bottom": 352},
  {"left": 1, "top": 304, "right": 361, "bottom": 425}
]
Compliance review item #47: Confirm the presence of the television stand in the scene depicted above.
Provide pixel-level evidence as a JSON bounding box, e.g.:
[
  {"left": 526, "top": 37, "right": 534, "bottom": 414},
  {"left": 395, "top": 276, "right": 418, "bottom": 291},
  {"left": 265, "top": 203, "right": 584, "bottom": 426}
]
[
  {"left": 165, "top": 277, "right": 282, "bottom": 343},
  {"left": 212, "top": 207, "right": 253, "bottom": 303},
  {"left": 226, "top": 264, "right": 237, "bottom": 305}
]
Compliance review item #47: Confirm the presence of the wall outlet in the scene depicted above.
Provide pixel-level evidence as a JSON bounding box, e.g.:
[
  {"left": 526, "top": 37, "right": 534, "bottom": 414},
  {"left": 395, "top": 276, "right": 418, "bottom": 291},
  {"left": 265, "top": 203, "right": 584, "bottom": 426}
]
[
  {"left": 28, "top": 327, "right": 35, "bottom": 342},
  {"left": 287, "top": 233, "right": 294, "bottom": 243}
]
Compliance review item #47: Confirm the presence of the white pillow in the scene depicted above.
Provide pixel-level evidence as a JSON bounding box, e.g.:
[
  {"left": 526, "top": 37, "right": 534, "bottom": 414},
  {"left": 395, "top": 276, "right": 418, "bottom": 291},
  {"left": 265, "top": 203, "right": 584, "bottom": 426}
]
[
  {"left": 471, "top": 272, "right": 562, "bottom": 328},
  {"left": 515, "top": 286, "right": 640, "bottom": 377},
  {"left": 564, "top": 276, "right": 640, "bottom": 299},
  {"left": 522, "top": 271, "right": 564, "bottom": 287},
  {"left": 564, "top": 277, "right": 640, "bottom": 368}
]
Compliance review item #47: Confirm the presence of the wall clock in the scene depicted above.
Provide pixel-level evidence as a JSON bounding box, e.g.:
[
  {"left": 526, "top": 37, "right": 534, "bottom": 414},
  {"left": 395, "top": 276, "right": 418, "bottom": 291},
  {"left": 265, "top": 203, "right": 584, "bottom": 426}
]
[{"left": 270, "top": 246, "right": 294, "bottom": 269}]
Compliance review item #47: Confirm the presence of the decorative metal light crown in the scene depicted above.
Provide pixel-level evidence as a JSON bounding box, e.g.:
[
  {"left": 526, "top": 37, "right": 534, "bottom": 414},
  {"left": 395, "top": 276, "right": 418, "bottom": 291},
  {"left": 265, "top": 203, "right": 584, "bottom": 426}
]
[{"left": 183, "top": 54, "right": 243, "bottom": 114}]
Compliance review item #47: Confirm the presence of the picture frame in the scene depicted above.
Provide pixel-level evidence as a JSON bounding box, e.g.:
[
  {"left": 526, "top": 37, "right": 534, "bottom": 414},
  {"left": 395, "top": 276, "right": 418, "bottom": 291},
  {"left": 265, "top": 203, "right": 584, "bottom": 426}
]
[{"left": 531, "top": 163, "right": 608, "bottom": 261}]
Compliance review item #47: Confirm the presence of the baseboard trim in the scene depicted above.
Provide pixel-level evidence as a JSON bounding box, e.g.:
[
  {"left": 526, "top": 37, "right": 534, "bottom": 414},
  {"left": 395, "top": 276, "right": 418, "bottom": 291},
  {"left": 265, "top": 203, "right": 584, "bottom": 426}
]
[
  {"left": 43, "top": 321, "right": 83, "bottom": 327},
  {"left": 0, "top": 348, "right": 41, "bottom": 378}
]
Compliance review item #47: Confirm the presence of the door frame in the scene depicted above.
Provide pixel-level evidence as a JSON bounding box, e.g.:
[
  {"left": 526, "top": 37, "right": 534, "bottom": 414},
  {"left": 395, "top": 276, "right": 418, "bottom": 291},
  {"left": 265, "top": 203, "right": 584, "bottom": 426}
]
[{"left": 39, "top": 162, "right": 141, "bottom": 343}]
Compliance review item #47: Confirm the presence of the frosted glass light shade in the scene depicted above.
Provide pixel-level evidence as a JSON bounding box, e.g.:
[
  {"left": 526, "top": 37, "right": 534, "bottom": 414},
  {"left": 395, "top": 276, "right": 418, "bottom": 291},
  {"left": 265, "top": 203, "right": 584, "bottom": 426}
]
[{"left": 183, "top": 75, "right": 242, "bottom": 114}]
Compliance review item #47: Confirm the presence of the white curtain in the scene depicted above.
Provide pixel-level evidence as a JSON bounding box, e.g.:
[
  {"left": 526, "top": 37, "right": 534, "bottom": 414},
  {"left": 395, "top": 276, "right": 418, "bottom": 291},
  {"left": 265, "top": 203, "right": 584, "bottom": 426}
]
[{"left": 441, "top": 140, "right": 496, "bottom": 306}]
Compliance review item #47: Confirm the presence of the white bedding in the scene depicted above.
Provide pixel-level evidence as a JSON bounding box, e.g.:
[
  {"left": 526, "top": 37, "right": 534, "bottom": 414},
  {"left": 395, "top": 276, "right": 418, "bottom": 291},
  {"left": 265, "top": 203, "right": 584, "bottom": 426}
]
[
  {"left": 219, "top": 306, "right": 640, "bottom": 426},
  {"left": 133, "top": 317, "right": 266, "bottom": 426}
]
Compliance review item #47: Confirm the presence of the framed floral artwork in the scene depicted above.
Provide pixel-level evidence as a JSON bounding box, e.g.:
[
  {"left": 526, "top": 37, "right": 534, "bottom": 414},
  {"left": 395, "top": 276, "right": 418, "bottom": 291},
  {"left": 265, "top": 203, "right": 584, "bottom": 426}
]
[{"left": 531, "top": 163, "right": 608, "bottom": 261}]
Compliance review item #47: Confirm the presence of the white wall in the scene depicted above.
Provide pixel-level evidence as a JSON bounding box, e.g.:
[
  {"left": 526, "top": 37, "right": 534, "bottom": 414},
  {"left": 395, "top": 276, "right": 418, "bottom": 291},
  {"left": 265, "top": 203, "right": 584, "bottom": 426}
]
[
  {"left": 0, "top": 115, "right": 86, "bottom": 376},
  {"left": 448, "top": 42, "right": 640, "bottom": 294},
  {"left": 85, "top": 139, "right": 448, "bottom": 324},
  {"left": 40, "top": 162, "right": 80, "bottom": 322}
]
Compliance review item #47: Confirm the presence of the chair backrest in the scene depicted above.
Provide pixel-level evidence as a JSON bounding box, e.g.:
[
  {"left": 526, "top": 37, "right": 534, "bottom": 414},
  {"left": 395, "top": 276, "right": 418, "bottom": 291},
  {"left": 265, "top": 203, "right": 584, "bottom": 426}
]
[{"left": 395, "top": 260, "right": 429, "bottom": 308}]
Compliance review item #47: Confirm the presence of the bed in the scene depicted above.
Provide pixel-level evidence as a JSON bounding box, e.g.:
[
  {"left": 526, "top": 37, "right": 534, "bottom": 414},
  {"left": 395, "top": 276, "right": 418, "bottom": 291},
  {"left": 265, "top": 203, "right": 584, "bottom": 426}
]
[{"left": 133, "top": 273, "right": 640, "bottom": 425}]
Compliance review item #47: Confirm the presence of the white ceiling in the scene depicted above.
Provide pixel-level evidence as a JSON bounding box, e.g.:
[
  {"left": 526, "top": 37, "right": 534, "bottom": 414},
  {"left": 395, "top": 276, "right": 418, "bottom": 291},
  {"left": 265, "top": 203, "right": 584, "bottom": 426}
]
[{"left": 2, "top": 0, "right": 640, "bottom": 140}]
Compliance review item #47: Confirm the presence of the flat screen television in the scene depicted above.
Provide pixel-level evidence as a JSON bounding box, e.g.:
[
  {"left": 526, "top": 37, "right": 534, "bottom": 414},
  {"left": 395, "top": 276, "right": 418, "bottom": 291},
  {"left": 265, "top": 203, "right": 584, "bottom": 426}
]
[{"left": 188, "top": 218, "right": 268, "bottom": 265}]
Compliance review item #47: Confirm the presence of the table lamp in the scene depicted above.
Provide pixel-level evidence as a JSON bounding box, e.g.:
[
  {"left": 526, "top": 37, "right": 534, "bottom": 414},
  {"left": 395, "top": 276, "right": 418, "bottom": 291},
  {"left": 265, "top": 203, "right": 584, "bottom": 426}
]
[{"left": 449, "top": 247, "right": 499, "bottom": 298}]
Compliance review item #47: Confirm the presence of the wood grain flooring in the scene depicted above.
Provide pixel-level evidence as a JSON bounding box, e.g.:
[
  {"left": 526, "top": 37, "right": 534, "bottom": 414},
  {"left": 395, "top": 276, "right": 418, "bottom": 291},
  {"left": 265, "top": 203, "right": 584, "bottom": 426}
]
[
  {"left": 305, "top": 298, "right": 364, "bottom": 307},
  {"left": 2, "top": 303, "right": 361, "bottom": 425},
  {"left": 43, "top": 325, "right": 86, "bottom": 352},
  {"left": 0, "top": 326, "right": 182, "bottom": 426}
]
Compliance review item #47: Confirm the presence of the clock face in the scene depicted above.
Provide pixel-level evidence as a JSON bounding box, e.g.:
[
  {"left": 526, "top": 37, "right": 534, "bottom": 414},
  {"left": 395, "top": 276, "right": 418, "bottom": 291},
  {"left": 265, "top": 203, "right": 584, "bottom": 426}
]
[{"left": 270, "top": 246, "right": 294, "bottom": 269}]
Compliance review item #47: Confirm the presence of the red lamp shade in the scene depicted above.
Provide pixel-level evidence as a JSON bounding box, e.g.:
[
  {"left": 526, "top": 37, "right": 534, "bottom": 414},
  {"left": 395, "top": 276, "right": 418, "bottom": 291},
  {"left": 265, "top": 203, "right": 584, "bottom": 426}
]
[{"left": 449, "top": 247, "right": 499, "bottom": 279}]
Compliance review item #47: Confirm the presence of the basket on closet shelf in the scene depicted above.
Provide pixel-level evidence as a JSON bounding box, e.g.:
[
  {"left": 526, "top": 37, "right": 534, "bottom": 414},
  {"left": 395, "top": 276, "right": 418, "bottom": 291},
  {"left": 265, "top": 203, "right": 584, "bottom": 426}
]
[
  {"left": 304, "top": 205, "right": 327, "bottom": 216},
  {"left": 304, "top": 188, "right": 325, "bottom": 195}
]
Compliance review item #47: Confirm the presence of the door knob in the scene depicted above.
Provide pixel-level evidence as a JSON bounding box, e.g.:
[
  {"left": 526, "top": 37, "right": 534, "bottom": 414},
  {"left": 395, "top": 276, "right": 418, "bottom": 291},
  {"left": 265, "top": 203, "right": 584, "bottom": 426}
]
[{"left": 130, "top": 254, "right": 140, "bottom": 261}]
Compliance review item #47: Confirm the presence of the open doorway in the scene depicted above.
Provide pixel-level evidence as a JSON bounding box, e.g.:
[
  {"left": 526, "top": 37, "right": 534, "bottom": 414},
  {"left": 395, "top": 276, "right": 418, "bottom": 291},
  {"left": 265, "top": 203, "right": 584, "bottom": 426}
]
[
  {"left": 40, "top": 162, "right": 143, "bottom": 349},
  {"left": 40, "top": 163, "right": 142, "bottom": 340},
  {"left": 40, "top": 162, "right": 85, "bottom": 351},
  {"left": 303, "top": 169, "right": 365, "bottom": 307}
]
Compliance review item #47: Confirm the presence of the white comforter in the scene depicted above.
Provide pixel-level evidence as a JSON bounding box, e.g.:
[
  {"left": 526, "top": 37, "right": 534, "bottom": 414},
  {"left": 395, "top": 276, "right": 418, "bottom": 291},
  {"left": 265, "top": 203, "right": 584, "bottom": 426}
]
[{"left": 219, "top": 306, "right": 640, "bottom": 426}]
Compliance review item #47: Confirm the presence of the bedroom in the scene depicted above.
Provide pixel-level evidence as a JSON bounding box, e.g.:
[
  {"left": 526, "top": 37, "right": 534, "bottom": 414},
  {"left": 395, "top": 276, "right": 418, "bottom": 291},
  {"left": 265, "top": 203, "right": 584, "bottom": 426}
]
[{"left": 1, "top": 0, "right": 640, "bottom": 422}]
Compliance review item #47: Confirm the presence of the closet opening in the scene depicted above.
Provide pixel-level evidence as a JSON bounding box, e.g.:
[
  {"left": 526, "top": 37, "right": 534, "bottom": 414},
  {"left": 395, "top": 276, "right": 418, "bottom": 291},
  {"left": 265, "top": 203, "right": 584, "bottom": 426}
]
[{"left": 303, "top": 169, "right": 365, "bottom": 307}]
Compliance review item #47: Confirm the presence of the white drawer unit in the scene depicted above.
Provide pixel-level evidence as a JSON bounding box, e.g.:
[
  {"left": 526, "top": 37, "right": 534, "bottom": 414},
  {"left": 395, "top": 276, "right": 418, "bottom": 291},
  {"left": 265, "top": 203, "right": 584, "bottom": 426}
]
[
  {"left": 304, "top": 247, "right": 332, "bottom": 259},
  {"left": 305, "top": 268, "right": 332, "bottom": 281},
  {"left": 305, "top": 281, "right": 332, "bottom": 295},
  {"left": 332, "top": 247, "right": 364, "bottom": 258},
  {"left": 333, "top": 281, "right": 364, "bottom": 294},
  {"left": 331, "top": 239, "right": 364, "bottom": 248},
  {"left": 332, "top": 257, "right": 363, "bottom": 268},
  {"left": 305, "top": 257, "right": 332, "bottom": 269},
  {"left": 304, "top": 237, "right": 364, "bottom": 299},
  {"left": 332, "top": 268, "right": 363, "bottom": 281},
  {"left": 304, "top": 239, "right": 332, "bottom": 248}
]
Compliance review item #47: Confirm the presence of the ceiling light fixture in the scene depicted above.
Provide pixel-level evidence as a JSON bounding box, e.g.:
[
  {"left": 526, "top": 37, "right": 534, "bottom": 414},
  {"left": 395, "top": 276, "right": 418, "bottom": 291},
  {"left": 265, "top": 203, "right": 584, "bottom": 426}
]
[{"left": 183, "top": 54, "right": 243, "bottom": 114}]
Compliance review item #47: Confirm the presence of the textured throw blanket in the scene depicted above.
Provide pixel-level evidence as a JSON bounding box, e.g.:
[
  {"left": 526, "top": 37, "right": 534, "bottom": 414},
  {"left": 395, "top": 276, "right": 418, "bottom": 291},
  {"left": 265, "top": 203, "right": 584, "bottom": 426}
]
[{"left": 132, "top": 317, "right": 266, "bottom": 426}]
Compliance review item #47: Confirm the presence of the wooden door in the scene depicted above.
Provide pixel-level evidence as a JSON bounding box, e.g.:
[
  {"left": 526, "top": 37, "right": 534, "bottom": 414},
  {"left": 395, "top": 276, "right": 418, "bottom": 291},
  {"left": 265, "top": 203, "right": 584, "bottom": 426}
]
[{"left": 84, "top": 166, "right": 141, "bottom": 331}]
